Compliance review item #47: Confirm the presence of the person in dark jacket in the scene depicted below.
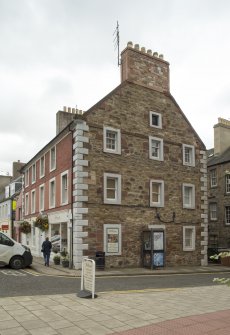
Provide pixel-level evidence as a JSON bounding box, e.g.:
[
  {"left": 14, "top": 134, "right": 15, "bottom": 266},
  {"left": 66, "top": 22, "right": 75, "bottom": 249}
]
[{"left": 42, "top": 237, "right": 52, "bottom": 266}]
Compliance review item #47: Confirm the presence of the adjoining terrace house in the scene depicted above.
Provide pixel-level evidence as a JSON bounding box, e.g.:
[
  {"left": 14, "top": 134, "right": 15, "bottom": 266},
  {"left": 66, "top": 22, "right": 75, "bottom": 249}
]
[
  {"left": 22, "top": 42, "right": 208, "bottom": 269},
  {"left": 208, "top": 118, "right": 230, "bottom": 252},
  {"left": 0, "top": 161, "right": 25, "bottom": 238}
]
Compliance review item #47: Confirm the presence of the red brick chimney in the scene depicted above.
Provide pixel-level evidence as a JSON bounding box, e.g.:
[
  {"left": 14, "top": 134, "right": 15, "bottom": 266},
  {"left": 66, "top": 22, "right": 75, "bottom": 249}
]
[{"left": 120, "top": 41, "right": 170, "bottom": 93}]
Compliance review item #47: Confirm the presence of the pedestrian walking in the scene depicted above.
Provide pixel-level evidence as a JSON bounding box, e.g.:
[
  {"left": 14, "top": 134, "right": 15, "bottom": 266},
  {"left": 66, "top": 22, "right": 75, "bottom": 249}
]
[{"left": 41, "top": 237, "right": 52, "bottom": 266}]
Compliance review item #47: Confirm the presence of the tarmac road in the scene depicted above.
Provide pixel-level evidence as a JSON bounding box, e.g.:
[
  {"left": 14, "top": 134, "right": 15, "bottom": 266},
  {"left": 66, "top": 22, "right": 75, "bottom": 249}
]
[{"left": 1, "top": 266, "right": 230, "bottom": 297}]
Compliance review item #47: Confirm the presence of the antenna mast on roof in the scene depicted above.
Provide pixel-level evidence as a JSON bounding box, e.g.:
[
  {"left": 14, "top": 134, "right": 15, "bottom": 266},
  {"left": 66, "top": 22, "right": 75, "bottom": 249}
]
[{"left": 113, "top": 21, "right": 121, "bottom": 66}]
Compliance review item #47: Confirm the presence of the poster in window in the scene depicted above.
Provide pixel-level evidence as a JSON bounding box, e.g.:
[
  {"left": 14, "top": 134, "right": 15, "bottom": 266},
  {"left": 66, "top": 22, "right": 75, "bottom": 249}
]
[
  {"left": 153, "top": 231, "right": 164, "bottom": 250},
  {"left": 106, "top": 228, "right": 119, "bottom": 253},
  {"left": 153, "top": 252, "right": 164, "bottom": 267}
]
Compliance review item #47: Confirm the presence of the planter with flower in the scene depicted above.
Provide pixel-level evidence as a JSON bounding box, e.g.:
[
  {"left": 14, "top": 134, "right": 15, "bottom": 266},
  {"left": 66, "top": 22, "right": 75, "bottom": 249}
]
[
  {"left": 53, "top": 254, "right": 61, "bottom": 265},
  {"left": 20, "top": 221, "right": 31, "bottom": 234},
  {"left": 34, "top": 214, "right": 49, "bottom": 231},
  {"left": 210, "top": 251, "right": 230, "bottom": 266},
  {"left": 60, "top": 249, "right": 69, "bottom": 268}
]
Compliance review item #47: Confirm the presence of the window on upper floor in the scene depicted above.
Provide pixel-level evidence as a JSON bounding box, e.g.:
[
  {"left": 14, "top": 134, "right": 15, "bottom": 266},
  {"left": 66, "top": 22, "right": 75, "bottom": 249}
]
[
  {"left": 25, "top": 193, "right": 29, "bottom": 215},
  {"left": 183, "top": 226, "right": 195, "bottom": 251},
  {"left": 210, "top": 169, "right": 217, "bottom": 188},
  {"left": 31, "top": 163, "right": 36, "bottom": 184},
  {"left": 61, "top": 171, "right": 68, "bottom": 205},
  {"left": 49, "top": 178, "right": 56, "bottom": 208},
  {"left": 225, "top": 174, "right": 230, "bottom": 194},
  {"left": 39, "top": 184, "right": 44, "bottom": 212},
  {"left": 25, "top": 169, "right": 29, "bottom": 187},
  {"left": 40, "top": 156, "right": 45, "bottom": 178},
  {"left": 182, "top": 144, "right": 195, "bottom": 167},
  {"left": 182, "top": 183, "right": 195, "bottom": 209},
  {"left": 225, "top": 206, "right": 230, "bottom": 225},
  {"left": 210, "top": 203, "right": 217, "bottom": 221},
  {"left": 4, "top": 204, "right": 8, "bottom": 218},
  {"left": 149, "top": 136, "right": 164, "bottom": 161},
  {"left": 50, "top": 146, "right": 56, "bottom": 171},
  {"left": 103, "top": 126, "right": 121, "bottom": 155},
  {"left": 104, "top": 173, "right": 121, "bottom": 205},
  {"left": 149, "top": 111, "right": 162, "bottom": 128},
  {"left": 31, "top": 190, "right": 36, "bottom": 214},
  {"left": 150, "top": 180, "right": 164, "bottom": 207}
]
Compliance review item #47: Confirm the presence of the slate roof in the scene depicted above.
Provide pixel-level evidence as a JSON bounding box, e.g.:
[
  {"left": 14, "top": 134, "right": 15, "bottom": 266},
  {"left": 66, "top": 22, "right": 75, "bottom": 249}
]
[{"left": 207, "top": 147, "right": 230, "bottom": 167}]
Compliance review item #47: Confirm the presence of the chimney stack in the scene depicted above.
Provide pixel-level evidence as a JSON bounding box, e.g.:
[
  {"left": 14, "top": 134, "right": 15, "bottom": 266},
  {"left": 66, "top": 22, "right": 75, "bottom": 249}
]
[
  {"left": 214, "top": 118, "right": 230, "bottom": 155},
  {"left": 120, "top": 41, "right": 170, "bottom": 93}
]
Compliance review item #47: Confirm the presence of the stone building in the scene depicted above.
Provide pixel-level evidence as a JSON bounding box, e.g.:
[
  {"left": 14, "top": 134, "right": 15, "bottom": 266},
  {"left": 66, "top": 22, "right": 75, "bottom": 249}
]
[
  {"left": 208, "top": 118, "right": 230, "bottom": 250},
  {"left": 71, "top": 42, "right": 207, "bottom": 269}
]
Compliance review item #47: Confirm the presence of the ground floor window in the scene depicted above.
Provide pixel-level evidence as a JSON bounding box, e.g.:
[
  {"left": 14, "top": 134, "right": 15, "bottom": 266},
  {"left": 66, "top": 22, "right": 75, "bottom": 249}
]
[
  {"left": 183, "top": 226, "right": 195, "bottom": 251},
  {"left": 50, "top": 222, "right": 67, "bottom": 253},
  {"left": 104, "top": 224, "right": 121, "bottom": 255}
]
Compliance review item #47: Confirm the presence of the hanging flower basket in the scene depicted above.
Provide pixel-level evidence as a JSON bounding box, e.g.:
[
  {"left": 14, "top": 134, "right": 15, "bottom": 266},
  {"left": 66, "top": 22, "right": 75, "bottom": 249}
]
[
  {"left": 35, "top": 214, "right": 49, "bottom": 231},
  {"left": 20, "top": 221, "right": 31, "bottom": 234}
]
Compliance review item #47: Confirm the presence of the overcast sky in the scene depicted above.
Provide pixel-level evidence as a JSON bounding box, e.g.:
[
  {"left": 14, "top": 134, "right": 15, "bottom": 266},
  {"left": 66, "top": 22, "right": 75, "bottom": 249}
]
[{"left": 1, "top": 0, "right": 230, "bottom": 175}]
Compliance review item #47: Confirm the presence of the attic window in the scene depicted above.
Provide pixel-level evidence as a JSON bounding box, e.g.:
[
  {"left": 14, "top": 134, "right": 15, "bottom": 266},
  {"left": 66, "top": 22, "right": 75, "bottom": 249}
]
[{"left": 150, "top": 111, "right": 162, "bottom": 129}]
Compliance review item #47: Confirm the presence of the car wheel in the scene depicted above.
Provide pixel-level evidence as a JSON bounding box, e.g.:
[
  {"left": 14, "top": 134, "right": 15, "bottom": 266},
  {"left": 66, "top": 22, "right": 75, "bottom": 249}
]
[{"left": 10, "top": 256, "right": 24, "bottom": 269}]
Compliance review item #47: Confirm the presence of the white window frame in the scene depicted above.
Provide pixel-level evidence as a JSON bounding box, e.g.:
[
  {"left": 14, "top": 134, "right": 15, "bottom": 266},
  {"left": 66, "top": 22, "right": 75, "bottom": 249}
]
[
  {"left": 149, "top": 136, "right": 164, "bottom": 161},
  {"left": 225, "top": 206, "right": 230, "bottom": 225},
  {"left": 25, "top": 193, "right": 29, "bottom": 215},
  {"left": 49, "top": 178, "right": 56, "bottom": 209},
  {"left": 104, "top": 173, "right": 121, "bottom": 205},
  {"left": 104, "top": 224, "right": 122, "bottom": 256},
  {"left": 182, "top": 183, "right": 195, "bottom": 209},
  {"left": 149, "top": 111, "right": 162, "bottom": 128},
  {"left": 103, "top": 126, "right": 121, "bottom": 155},
  {"left": 40, "top": 155, "right": 45, "bottom": 178},
  {"left": 183, "top": 226, "right": 195, "bottom": 251},
  {"left": 210, "top": 203, "right": 217, "bottom": 221},
  {"left": 182, "top": 144, "right": 195, "bottom": 167},
  {"left": 226, "top": 175, "right": 230, "bottom": 194},
  {"left": 25, "top": 169, "right": 29, "bottom": 187},
  {"left": 31, "top": 163, "right": 36, "bottom": 184},
  {"left": 210, "top": 169, "right": 217, "bottom": 188},
  {"left": 39, "top": 184, "right": 45, "bottom": 212},
  {"left": 31, "top": 190, "right": 36, "bottom": 214},
  {"left": 61, "top": 171, "right": 68, "bottom": 205},
  {"left": 50, "top": 146, "right": 56, "bottom": 172},
  {"left": 150, "top": 180, "right": 164, "bottom": 207}
]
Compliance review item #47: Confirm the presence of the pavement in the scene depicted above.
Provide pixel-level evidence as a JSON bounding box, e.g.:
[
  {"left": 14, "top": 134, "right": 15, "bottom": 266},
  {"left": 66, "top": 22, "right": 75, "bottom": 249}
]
[{"left": 0, "top": 258, "right": 230, "bottom": 335}]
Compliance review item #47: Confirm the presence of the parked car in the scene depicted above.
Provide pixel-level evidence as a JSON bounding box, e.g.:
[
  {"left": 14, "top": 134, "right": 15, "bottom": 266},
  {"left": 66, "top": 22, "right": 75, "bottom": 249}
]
[{"left": 0, "top": 232, "right": 33, "bottom": 269}]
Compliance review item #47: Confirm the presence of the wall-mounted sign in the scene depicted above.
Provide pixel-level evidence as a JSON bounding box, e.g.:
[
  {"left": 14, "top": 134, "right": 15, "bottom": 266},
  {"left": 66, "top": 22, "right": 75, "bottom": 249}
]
[
  {"left": 2, "top": 225, "right": 9, "bottom": 230},
  {"left": 104, "top": 224, "right": 121, "bottom": 255}
]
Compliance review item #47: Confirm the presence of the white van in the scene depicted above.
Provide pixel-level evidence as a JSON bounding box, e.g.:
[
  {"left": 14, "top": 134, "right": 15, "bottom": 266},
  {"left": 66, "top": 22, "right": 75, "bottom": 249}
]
[{"left": 0, "top": 232, "right": 33, "bottom": 269}]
